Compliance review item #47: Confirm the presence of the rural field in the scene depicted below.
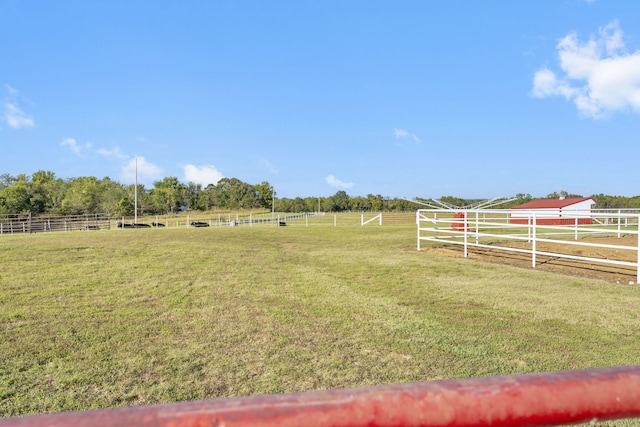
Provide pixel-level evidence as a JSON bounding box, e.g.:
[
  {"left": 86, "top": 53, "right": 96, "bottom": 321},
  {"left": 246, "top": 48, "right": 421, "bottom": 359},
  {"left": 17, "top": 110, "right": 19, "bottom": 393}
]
[{"left": 1, "top": 223, "right": 639, "bottom": 423}]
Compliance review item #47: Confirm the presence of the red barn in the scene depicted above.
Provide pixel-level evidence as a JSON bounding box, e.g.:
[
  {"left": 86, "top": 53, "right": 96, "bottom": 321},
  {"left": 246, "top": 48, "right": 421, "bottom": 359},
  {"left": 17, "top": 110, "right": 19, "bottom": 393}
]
[{"left": 510, "top": 197, "right": 596, "bottom": 225}]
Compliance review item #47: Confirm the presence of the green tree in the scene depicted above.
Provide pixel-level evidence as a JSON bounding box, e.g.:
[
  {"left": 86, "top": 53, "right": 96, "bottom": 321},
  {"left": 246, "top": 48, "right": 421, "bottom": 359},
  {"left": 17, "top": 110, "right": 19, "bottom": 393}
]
[
  {"left": 97, "top": 178, "right": 132, "bottom": 216},
  {"left": 331, "top": 190, "right": 350, "bottom": 212},
  {"left": 367, "top": 194, "right": 384, "bottom": 211},
  {"left": 226, "top": 178, "right": 260, "bottom": 210},
  {"left": 27, "top": 170, "right": 68, "bottom": 214},
  {"left": 150, "top": 177, "right": 186, "bottom": 213},
  {"left": 255, "top": 181, "right": 274, "bottom": 210},
  {"left": 439, "top": 195, "right": 466, "bottom": 208},
  {"left": 303, "top": 196, "right": 321, "bottom": 212},
  {"left": 0, "top": 179, "right": 30, "bottom": 213},
  {"left": 61, "top": 177, "right": 101, "bottom": 215},
  {"left": 0, "top": 173, "right": 17, "bottom": 191},
  {"left": 183, "top": 182, "right": 202, "bottom": 211},
  {"left": 348, "top": 196, "right": 368, "bottom": 211}
]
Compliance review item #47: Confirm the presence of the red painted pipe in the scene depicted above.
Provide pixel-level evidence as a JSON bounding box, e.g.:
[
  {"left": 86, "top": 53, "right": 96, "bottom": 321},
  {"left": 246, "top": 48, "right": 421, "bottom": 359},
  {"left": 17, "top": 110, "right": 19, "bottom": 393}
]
[{"left": 2, "top": 366, "right": 639, "bottom": 427}]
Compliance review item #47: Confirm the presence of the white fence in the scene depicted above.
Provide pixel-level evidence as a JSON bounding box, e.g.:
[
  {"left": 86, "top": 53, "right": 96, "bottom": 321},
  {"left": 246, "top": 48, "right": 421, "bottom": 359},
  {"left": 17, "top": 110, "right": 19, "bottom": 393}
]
[
  {"left": 121, "top": 212, "right": 319, "bottom": 228},
  {"left": 120, "top": 212, "right": 416, "bottom": 228},
  {"left": 417, "top": 209, "right": 640, "bottom": 284}
]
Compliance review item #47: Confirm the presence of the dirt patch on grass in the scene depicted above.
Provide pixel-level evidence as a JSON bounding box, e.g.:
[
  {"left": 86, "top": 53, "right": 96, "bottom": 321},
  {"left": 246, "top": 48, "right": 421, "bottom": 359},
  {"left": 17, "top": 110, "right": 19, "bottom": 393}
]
[{"left": 425, "top": 235, "right": 638, "bottom": 285}]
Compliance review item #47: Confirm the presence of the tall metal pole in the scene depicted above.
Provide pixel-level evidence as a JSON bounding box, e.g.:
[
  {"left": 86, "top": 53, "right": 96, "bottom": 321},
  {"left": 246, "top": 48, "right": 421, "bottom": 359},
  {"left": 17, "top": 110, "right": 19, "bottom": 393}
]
[{"left": 134, "top": 157, "right": 138, "bottom": 224}]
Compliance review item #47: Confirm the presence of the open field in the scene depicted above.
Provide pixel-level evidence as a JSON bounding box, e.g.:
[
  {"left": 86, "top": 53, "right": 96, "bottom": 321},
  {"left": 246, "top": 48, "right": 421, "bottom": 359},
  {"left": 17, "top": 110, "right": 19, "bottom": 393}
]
[{"left": 1, "top": 225, "right": 640, "bottom": 422}]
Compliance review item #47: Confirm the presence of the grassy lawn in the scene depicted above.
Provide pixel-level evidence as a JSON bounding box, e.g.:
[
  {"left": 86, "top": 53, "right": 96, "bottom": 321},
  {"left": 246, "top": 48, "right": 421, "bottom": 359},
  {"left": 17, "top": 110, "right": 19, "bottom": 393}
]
[{"left": 1, "top": 224, "right": 639, "bottom": 421}]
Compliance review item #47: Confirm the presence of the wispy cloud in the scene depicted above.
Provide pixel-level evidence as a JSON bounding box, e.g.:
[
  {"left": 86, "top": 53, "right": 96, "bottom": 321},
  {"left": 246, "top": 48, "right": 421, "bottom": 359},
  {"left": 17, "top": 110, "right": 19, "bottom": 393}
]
[
  {"left": 122, "top": 157, "right": 163, "bottom": 183},
  {"left": 2, "top": 85, "right": 35, "bottom": 130},
  {"left": 393, "top": 128, "right": 420, "bottom": 144},
  {"left": 532, "top": 20, "right": 640, "bottom": 118},
  {"left": 4, "top": 103, "right": 34, "bottom": 129},
  {"left": 97, "top": 145, "right": 127, "bottom": 159},
  {"left": 183, "top": 164, "right": 224, "bottom": 186},
  {"left": 61, "top": 138, "right": 92, "bottom": 156},
  {"left": 325, "top": 174, "right": 355, "bottom": 189},
  {"left": 4, "top": 84, "right": 18, "bottom": 95},
  {"left": 61, "top": 136, "right": 163, "bottom": 184}
]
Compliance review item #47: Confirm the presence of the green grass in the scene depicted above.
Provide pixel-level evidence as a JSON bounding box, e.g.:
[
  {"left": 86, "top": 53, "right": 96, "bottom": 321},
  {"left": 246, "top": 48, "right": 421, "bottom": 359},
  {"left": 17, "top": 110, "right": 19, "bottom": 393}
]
[{"left": 1, "top": 225, "right": 639, "bottom": 423}]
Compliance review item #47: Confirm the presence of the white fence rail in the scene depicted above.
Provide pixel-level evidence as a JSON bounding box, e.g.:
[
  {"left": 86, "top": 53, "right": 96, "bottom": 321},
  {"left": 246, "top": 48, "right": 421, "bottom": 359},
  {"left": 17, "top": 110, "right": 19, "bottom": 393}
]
[
  {"left": 416, "top": 209, "right": 640, "bottom": 284},
  {"left": 361, "top": 213, "right": 382, "bottom": 226}
]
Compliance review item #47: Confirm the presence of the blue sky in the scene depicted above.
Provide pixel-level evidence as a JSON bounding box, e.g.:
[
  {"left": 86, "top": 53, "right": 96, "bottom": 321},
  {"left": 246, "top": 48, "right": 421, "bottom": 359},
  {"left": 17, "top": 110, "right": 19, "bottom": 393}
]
[{"left": 2, "top": 0, "right": 640, "bottom": 199}]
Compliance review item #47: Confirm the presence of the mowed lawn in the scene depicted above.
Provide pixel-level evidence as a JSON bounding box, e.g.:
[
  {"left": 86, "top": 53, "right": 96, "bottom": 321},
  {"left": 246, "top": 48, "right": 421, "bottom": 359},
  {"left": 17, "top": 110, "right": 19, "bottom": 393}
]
[{"left": 1, "top": 224, "right": 639, "bottom": 418}]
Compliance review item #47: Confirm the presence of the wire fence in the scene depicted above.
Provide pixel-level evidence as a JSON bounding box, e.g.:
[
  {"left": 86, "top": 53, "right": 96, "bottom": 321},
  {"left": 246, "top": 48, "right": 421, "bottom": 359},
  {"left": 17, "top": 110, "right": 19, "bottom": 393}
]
[
  {"left": 118, "top": 211, "right": 417, "bottom": 228},
  {"left": 0, "top": 211, "right": 417, "bottom": 235}
]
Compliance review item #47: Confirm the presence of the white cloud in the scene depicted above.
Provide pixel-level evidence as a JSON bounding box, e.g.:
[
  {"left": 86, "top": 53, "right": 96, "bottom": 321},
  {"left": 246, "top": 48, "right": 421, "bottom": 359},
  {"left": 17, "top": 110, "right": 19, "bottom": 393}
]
[
  {"left": 61, "top": 138, "right": 92, "bottom": 156},
  {"left": 3, "top": 85, "right": 35, "bottom": 130},
  {"left": 4, "top": 84, "right": 18, "bottom": 95},
  {"left": 4, "top": 103, "right": 34, "bottom": 129},
  {"left": 183, "top": 164, "right": 224, "bottom": 186},
  {"left": 325, "top": 174, "right": 355, "bottom": 189},
  {"left": 97, "top": 145, "right": 127, "bottom": 159},
  {"left": 532, "top": 20, "right": 640, "bottom": 118},
  {"left": 122, "top": 157, "right": 163, "bottom": 183},
  {"left": 393, "top": 128, "right": 420, "bottom": 143}
]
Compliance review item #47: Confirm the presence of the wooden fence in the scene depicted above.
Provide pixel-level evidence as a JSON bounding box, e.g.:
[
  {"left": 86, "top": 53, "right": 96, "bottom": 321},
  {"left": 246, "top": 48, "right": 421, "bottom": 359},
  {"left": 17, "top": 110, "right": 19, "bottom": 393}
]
[{"left": 0, "top": 213, "right": 111, "bottom": 234}]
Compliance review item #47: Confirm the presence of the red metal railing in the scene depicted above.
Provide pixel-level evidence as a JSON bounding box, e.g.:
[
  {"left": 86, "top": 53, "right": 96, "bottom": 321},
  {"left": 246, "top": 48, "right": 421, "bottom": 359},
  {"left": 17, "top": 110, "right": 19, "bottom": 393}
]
[{"left": 2, "top": 366, "right": 639, "bottom": 427}]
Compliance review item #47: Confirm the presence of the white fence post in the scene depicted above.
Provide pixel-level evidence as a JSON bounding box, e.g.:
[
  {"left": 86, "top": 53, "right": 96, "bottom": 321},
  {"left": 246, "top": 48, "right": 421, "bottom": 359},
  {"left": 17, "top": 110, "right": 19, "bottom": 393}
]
[
  {"left": 416, "top": 211, "right": 421, "bottom": 251},
  {"left": 475, "top": 211, "right": 479, "bottom": 244},
  {"left": 532, "top": 214, "right": 537, "bottom": 268},
  {"left": 637, "top": 215, "right": 640, "bottom": 285},
  {"left": 618, "top": 210, "right": 622, "bottom": 238},
  {"left": 463, "top": 211, "right": 468, "bottom": 258}
]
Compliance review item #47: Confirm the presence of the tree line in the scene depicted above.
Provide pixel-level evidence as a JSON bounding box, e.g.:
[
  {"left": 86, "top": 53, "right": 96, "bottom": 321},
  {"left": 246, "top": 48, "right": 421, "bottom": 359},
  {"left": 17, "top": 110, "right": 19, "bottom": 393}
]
[
  {"left": 0, "top": 171, "right": 415, "bottom": 217},
  {"left": 1, "top": 171, "right": 639, "bottom": 217}
]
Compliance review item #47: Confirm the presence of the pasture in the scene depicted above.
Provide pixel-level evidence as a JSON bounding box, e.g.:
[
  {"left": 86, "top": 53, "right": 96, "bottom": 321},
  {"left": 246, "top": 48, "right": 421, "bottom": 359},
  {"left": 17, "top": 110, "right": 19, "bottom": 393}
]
[{"left": 1, "top": 224, "right": 639, "bottom": 421}]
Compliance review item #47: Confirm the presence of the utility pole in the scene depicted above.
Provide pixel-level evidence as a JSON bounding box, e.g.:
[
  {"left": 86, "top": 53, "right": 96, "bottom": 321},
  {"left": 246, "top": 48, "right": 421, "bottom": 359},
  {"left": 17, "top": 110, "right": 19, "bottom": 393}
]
[
  {"left": 134, "top": 157, "right": 138, "bottom": 224},
  {"left": 272, "top": 186, "right": 275, "bottom": 218}
]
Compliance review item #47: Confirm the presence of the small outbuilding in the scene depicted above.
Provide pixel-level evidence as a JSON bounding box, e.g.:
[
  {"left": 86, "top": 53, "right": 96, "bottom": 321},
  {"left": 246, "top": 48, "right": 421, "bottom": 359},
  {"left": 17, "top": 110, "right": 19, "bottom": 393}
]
[{"left": 510, "top": 197, "right": 597, "bottom": 225}]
